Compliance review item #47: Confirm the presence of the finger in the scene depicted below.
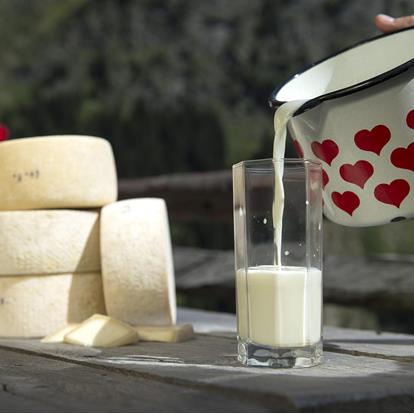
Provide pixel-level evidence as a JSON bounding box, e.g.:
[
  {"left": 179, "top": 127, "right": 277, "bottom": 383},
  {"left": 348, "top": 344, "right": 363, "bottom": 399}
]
[{"left": 375, "top": 14, "right": 414, "bottom": 33}]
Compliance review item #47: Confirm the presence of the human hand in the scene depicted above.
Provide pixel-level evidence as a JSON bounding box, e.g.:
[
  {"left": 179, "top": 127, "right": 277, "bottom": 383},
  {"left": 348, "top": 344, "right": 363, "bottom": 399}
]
[{"left": 375, "top": 14, "right": 414, "bottom": 33}]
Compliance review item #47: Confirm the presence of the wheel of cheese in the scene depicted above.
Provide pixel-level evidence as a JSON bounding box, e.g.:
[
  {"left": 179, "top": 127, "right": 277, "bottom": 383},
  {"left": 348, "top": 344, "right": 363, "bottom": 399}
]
[
  {"left": 0, "top": 273, "right": 105, "bottom": 338},
  {"left": 0, "top": 135, "right": 117, "bottom": 210},
  {"left": 100, "top": 198, "right": 176, "bottom": 325},
  {"left": 0, "top": 210, "right": 100, "bottom": 276}
]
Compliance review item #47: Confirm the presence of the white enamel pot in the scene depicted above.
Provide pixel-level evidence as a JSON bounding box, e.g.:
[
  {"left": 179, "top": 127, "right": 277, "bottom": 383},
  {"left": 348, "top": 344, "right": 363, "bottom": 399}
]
[{"left": 270, "top": 28, "right": 414, "bottom": 226}]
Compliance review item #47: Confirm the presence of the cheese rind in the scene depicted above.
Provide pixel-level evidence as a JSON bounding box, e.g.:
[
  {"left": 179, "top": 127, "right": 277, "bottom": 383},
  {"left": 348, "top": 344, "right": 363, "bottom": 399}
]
[
  {"left": 0, "top": 273, "right": 105, "bottom": 338},
  {"left": 135, "top": 324, "right": 194, "bottom": 342},
  {"left": 0, "top": 135, "right": 117, "bottom": 210},
  {"left": 100, "top": 198, "right": 176, "bottom": 325},
  {"left": 41, "top": 323, "right": 79, "bottom": 343},
  {"left": 0, "top": 210, "right": 100, "bottom": 276},
  {"left": 64, "top": 314, "right": 139, "bottom": 347}
]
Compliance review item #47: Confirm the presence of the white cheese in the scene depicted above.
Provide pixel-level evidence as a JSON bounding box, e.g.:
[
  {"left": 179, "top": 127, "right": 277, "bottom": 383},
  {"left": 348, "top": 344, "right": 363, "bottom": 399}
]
[
  {"left": 100, "top": 198, "right": 176, "bottom": 325},
  {"left": 41, "top": 323, "right": 79, "bottom": 343},
  {"left": 0, "top": 210, "right": 100, "bottom": 276},
  {"left": 0, "top": 273, "right": 105, "bottom": 338},
  {"left": 64, "top": 314, "right": 139, "bottom": 347},
  {"left": 135, "top": 324, "right": 194, "bottom": 342},
  {"left": 0, "top": 135, "right": 117, "bottom": 210}
]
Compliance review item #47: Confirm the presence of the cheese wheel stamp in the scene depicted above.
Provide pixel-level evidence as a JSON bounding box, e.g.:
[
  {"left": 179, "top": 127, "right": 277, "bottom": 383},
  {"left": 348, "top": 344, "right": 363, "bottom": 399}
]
[
  {"left": 0, "top": 135, "right": 117, "bottom": 210},
  {"left": 0, "top": 210, "right": 100, "bottom": 276},
  {"left": 0, "top": 273, "right": 105, "bottom": 338},
  {"left": 100, "top": 198, "right": 176, "bottom": 325}
]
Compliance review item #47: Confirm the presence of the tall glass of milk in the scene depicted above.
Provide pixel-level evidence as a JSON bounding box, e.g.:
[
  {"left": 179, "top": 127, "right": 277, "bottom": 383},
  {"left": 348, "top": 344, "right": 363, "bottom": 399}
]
[{"left": 233, "top": 159, "right": 323, "bottom": 368}]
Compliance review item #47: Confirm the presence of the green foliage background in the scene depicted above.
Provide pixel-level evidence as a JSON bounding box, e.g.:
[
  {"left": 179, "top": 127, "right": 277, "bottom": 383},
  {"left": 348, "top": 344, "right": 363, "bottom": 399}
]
[
  {"left": 1, "top": 0, "right": 414, "bottom": 250},
  {"left": 1, "top": 0, "right": 412, "bottom": 178}
]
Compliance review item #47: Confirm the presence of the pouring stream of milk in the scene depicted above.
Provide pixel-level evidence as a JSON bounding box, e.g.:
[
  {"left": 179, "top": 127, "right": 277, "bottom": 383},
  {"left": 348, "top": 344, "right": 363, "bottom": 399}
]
[{"left": 272, "top": 100, "right": 307, "bottom": 267}]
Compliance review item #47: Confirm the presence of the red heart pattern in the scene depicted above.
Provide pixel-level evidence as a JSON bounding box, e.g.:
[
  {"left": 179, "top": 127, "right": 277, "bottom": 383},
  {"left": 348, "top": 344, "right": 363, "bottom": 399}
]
[
  {"left": 339, "top": 160, "right": 374, "bottom": 189},
  {"left": 293, "top": 139, "right": 304, "bottom": 158},
  {"left": 374, "top": 179, "right": 410, "bottom": 208},
  {"left": 295, "top": 113, "right": 414, "bottom": 220},
  {"left": 407, "top": 109, "right": 414, "bottom": 129},
  {"left": 311, "top": 139, "right": 339, "bottom": 165},
  {"left": 331, "top": 191, "right": 360, "bottom": 216},
  {"left": 322, "top": 169, "right": 329, "bottom": 189},
  {"left": 391, "top": 142, "right": 414, "bottom": 172},
  {"left": 354, "top": 124, "right": 390, "bottom": 155},
  {"left": 0, "top": 124, "right": 9, "bottom": 142}
]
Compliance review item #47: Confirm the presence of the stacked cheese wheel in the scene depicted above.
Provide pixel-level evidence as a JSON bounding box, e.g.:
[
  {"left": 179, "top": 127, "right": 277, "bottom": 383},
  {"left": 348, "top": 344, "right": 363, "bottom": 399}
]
[{"left": 0, "top": 136, "right": 176, "bottom": 337}]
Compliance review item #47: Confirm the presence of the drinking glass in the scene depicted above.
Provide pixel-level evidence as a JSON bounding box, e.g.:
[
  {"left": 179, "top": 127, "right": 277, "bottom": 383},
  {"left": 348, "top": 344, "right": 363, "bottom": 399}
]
[{"left": 233, "top": 159, "right": 323, "bottom": 368}]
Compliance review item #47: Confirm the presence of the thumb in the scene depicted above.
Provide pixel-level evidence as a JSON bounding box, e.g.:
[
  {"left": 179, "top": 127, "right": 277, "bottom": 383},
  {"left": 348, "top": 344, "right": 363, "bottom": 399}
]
[{"left": 375, "top": 14, "right": 414, "bottom": 33}]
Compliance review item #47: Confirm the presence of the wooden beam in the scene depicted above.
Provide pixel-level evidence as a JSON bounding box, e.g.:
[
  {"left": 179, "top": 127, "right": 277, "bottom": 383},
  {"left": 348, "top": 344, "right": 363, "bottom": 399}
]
[{"left": 118, "top": 171, "right": 233, "bottom": 221}]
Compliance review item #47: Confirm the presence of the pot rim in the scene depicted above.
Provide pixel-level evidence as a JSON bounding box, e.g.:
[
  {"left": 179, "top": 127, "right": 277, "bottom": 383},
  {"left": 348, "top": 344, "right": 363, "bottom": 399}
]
[{"left": 268, "top": 26, "right": 414, "bottom": 116}]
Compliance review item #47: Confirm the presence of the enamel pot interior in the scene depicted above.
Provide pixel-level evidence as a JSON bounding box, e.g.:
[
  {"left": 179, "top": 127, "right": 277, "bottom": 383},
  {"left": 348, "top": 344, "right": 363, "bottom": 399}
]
[{"left": 270, "top": 28, "right": 414, "bottom": 114}]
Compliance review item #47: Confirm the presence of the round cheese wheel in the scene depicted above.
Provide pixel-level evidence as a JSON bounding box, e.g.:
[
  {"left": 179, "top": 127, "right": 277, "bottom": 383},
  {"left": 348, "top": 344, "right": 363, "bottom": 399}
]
[
  {"left": 0, "top": 135, "right": 117, "bottom": 210},
  {"left": 0, "top": 273, "right": 105, "bottom": 338},
  {"left": 100, "top": 198, "right": 176, "bottom": 325},
  {"left": 0, "top": 210, "right": 100, "bottom": 276}
]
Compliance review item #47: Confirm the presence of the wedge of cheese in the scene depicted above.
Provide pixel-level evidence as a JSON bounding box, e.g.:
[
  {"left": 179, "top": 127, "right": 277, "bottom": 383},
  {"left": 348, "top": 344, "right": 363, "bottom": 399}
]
[
  {"left": 64, "top": 314, "right": 139, "bottom": 347},
  {"left": 135, "top": 324, "right": 194, "bottom": 342},
  {"left": 0, "top": 210, "right": 100, "bottom": 276},
  {"left": 41, "top": 323, "right": 79, "bottom": 343},
  {"left": 0, "top": 273, "right": 105, "bottom": 338},
  {"left": 100, "top": 198, "right": 176, "bottom": 325},
  {"left": 0, "top": 135, "right": 117, "bottom": 210}
]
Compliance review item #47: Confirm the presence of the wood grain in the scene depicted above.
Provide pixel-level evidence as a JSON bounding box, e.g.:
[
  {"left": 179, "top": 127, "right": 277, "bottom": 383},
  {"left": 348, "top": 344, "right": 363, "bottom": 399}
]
[
  {"left": 0, "top": 308, "right": 414, "bottom": 411},
  {"left": 174, "top": 247, "right": 414, "bottom": 312}
]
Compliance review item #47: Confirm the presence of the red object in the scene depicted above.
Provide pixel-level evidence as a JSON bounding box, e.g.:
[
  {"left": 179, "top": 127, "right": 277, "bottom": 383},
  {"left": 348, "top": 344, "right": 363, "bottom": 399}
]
[
  {"left": 311, "top": 139, "right": 339, "bottom": 166},
  {"left": 391, "top": 142, "right": 414, "bottom": 172},
  {"left": 406, "top": 109, "right": 414, "bottom": 129},
  {"left": 339, "top": 160, "right": 374, "bottom": 189},
  {"left": 354, "top": 124, "right": 390, "bottom": 156},
  {"left": 374, "top": 179, "right": 410, "bottom": 208},
  {"left": 293, "top": 139, "right": 304, "bottom": 158},
  {"left": 331, "top": 191, "right": 360, "bottom": 216},
  {"left": 322, "top": 169, "right": 329, "bottom": 188},
  {"left": 0, "top": 124, "right": 9, "bottom": 141}
]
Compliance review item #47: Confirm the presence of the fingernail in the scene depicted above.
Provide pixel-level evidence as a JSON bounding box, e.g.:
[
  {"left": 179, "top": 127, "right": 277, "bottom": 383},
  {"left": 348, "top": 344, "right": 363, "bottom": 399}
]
[{"left": 378, "top": 14, "right": 394, "bottom": 22}]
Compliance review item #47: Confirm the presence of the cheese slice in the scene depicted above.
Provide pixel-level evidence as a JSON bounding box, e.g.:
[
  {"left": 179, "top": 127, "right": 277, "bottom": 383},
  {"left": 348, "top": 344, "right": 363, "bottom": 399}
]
[
  {"left": 100, "top": 198, "right": 176, "bottom": 325},
  {"left": 41, "top": 323, "right": 79, "bottom": 343},
  {"left": 0, "top": 273, "right": 105, "bottom": 338},
  {"left": 0, "top": 210, "right": 100, "bottom": 276},
  {"left": 135, "top": 324, "right": 194, "bottom": 342},
  {"left": 0, "top": 135, "right": 117, "bottom": 210},
  {"left": 64, "top": 314, "right": 139, "bottom": 347}
]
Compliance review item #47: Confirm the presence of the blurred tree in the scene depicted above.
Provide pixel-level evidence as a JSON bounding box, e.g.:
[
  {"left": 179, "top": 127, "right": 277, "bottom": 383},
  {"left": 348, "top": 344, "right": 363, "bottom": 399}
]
[{"left": 1, "top": 0, "right": 412, "bottom": 178}]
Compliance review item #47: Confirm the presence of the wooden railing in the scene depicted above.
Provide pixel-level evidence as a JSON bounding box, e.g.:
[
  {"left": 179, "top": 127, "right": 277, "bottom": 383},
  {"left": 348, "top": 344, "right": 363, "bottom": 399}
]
[{"left": 118, "top": 170, "right": 233, "bottom": 221}]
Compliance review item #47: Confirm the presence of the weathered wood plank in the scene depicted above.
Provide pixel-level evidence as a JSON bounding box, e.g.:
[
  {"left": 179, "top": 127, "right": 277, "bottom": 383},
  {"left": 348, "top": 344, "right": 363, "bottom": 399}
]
[
  {"left": 178, "top": 307, "right": 414, "bottom": 362},
  {"left": 173, "top": 247, "right": 414, "bottom": 312},
  {"left": 118, "top": 171, "right": 232, "bottom": 221},
  {"left": 178, "top": 308, "right": 237, "bottom": 333},
  {"left": 0, "top": 334, "right": 413, "bottom": 412},
  {"left": 0, "top": 347, "right": 272, "bottom": 412},
  {"left": 323, "top": 326, "right": 414, "bottom": 362}
]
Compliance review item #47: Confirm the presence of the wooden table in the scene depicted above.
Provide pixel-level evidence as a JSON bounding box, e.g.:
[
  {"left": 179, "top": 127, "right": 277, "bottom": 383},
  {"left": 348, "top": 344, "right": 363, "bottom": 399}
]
[{"left": 1, "top": 308, "right": 413, "bottom": 412}]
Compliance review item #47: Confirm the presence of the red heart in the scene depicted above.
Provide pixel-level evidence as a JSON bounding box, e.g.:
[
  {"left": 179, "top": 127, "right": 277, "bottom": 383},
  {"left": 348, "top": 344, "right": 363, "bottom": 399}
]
[
  {"left": 0, "top": 124, "right": 9, "bottom": 141},
  {"left": 374, "top": 179, "right": 410, "bottom": 208},
  {"left": 391, "top": 142, "right": 414, "bottom": 172},
  {"left": 339, "top": 160, "right": 374, "bottom": 189},
  {"left": 322, "top": 169, "right": 329, "bottom": 189},
  {"left": 331, "top": 191, "right": 360, "bottom": 216},
  {"left": 311, "top": 139, "right": 339, "bottom": 166},
  {"left": 354, "top": 124, "right": 390, "bottom": 155},
  {"left": 293, "top": 139, "right": 304, "bottom": 158},
  {"left": 407, "top": 109, "right": 414, "bottom": 129}
]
